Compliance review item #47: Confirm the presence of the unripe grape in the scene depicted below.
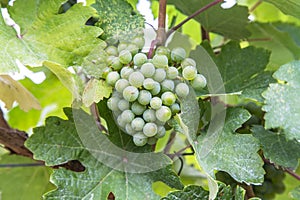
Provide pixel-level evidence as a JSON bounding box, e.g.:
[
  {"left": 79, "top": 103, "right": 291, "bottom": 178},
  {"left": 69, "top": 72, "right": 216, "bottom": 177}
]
[
  {"left": 147, "top": 137, "right": 158, "bottom": 145},
  {"left": 128, "top": 71, "right": 144, "bottom": 88},
  {"left": 106, "top": 46, "right": 118, "bottom": 56},
  {"left": 131, "top": 117, "right": 145, "bottom": 131},
  {"left": 117, "top": 115, "right": 126, "bottom": 128},
  {"left": 123, "top": 86, "right": 139, "bottom": 102},
  {"left": 133, "top": 36, "right": 145, "bottom": 49},
  {"left": 166, "top": 67, "right": 178, "bottom": 79},
  {"left": 127, "top": 44, "right": 139, "bottom": 55},
  {"left": 143, "top": 109, "right": 156, "bottom": 122},
  {"left": 133, "top": 53, "right": 147, "bottom": 66},
  {"left": 152, "top": 54, "right": 168, "bottom": 68},
  {"left": 107, "top": 55, "right": 116, "bottom": 64},
  {"left": 161, "top": 79, "right": 175, "bottom": 92},
  {"left": 175, "top": 82, "right": 189, "bottom": 98},
  {"left": 102, "top": 67, "right": 112, "bottom": 79},
  {"left": 107, "top": 96, "right": 120, "bottom": 111},
  {"left": 106, "top": 71, "right": 120, "bottom": 86},
  {"left": 182, "top": 66, "right": 197, "bottom": 80},
  {"left": 119, "top": 50, "right": 132, "bottom": 64},
  {"left": 131, "top": 102, "right": 146, "bottom": 115},
  {"left": 118, "top": 99, "right": 130, "bottom": 111},
  {"left": 138, "top": 90, "right": 152, "bottom": 105},
  {"left": 150, "top": 97, "right": 162, "bottom": 110},
  {"left": 118, "top": 42, "right": 128, "bottom": 52},
  {"left": 190, "top": 74, "right": 207, "bottom": 90},
  {"left": 120, "top": 66, "right": 134, "bottom": 79},
  {"left": 155, "top": 46, "right": 170, "bottom": 59},
  {"left": 153, "top": 68, "right": 166, "bottom": 82},
  {"left": 125, "top": 123, "right": 136, "bottom": 136},
  {"left": 156, "top": 106, "right": 172, "bottom": 122},
  {"left": 111, "top": 57, "right": 123, "bottom": 70},
  {"left": 155, "top": 125, "right": 166, "bottom": 138},
  {"left": 121, "top": 110, "right": 135, "bottom": 124},
  {"left": 181, "top": 58, "right": 196, "bottom": 68},
  {"left": 161, "top": 91, "right": 176, "bottom": 106},
  {"left": 143, "top": 78, "right": 156, "bottom": 90},
  {"left": 171, "top": 47, "right": 186, "bottom": 62},
  {"left": 115, "top": 79, "right": 129, "bottom": 93},
  {"left": 140, "top": 63, "right": 155, "bottom": 77},
  {"left": 150, "top": 82, "right": 161, "bottom": 95},
  {"left": 133, "top": 132, "right": 148, "bottom": 146},
  {"left": 143, "top": 123, "right": 158, "bottom": 137},
  {"left": 170, "top": 103, "right": 180, "bottom": 114}
]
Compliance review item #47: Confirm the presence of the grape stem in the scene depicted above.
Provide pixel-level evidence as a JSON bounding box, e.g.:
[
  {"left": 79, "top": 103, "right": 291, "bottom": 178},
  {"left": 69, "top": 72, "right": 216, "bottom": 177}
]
[
  {"left": 166, "top": 0, "right": 224, "bottom": 38},
  {"left": 249, "top": 0, "right": 262, "bottom": 12},
  {"left": 90, "top": 103, "right": 108, "bottom": 133}
]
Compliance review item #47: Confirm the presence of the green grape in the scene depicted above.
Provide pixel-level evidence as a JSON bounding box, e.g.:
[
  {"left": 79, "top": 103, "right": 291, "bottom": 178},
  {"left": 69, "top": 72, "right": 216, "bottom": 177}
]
[
  {"left": 117, "top": 115, "right": 126, "bottom": 128},
  {"left": 106, "top": 46, "right": 118, "bottom": 56},
  {"left": 119, "top": 50, "right": 132, "bottom": 64},
  {"left": 140, "top": 63, "right": 155, "bottom": 77},
  {"left": 111, "top": 57, "right": 123, "bottom": 70},
  {"left": 161, "top": 91, "right": 176, "bottom": 106},
  {"left": 118, "top": 42, "right": 128, "bottom": 52},
  {"left": 152, "top": 54, "right": 168, "bottom": 68},
  {"left": 190, "top": 74, "right": 207, "bottom": 90},
  {"left": 102, "top": 67, "right": 112, "bottom": 79},
  {"left": 127, "top": 44, "right": 139, "bottom": 55},
  {"left": 131, "top": 117, "right": 145, "bottom": 131},
  {"left": 150, "top": 81, "right": 161, "bottom": 95},
  {"left": 143, "top": 78, "right": 156, "bottom": 90},
  {"left": 138, "top": 90, "right": 152, "bottom": 105},
  {"left": 171, "top": 47, "right": 186, "bottom": 62},
  {"left": 115, "top": 79, "right": 129, "bottom": 93},
  {"left": 120, "top": 66, "right": 134, "bottom": 79},
  {"left": 170, "top": 103, "right": 180, "bottom": 114},
  {"left": 156, "top": 106, "right": 172, "bottom": 122},
  {"left": 155, "top": 125, "right": 166, "bottom": 138},
  {"left": 150, "top": 97, "right": 162, "bottom": 110},
  {"left": 181, "top": 58, "right": 196, "bottom": 68},
  {"left": 131, "top": 102, "right": 146, "bottom": 115},
  {"left": 161, "top": 79, "right": 175, "bottom": 92},
  {"left": 153, "top": 68, "right": 166, "bottom": 82},
  {"left": 118, "top": 99, "right": 130, "bottom": 111},
  {"left": 128, "top": 71, "right": 144, "bottom": 88},
  {"left": 106, "top": 71, "right": 120, "bottom": 86},
  {"left": 107, "top": 55, "right": 116, "bottom": 64},
  {"left": 147, "top": 137, "right": 158, "bottom": 145},
  {"left": 182, "top": 66, "right": 197, "bottom": 80},
  {"left": 273, "top": 182, "right": 285, "bottom": 194},
  {"left": 133, "top": 53, "right": 147, "bottom": 66},
  {"left": 125, "top": 123, "right": 136, "bottom": 136},
  {"left": 123, "top": 86, "right": 139, "bottom": 102},
  {"left": 133, "top": 132, "right": 148, "bottom": 146},
  {"left": 166, "top": 67, "right": 178, "bottom": 79},
  {"left": 107, "top": 96, "right": 120, "bottom": 112},
  {"left": 155, "top": 46, "right": 170, "bottom": 59},
  {"left": 120, "top": 110, "right": 135, "bottom": 124},
  {"left": 142, "top": 109, "right": 156, "bottom": 122},
  {"left": 133, "top": 36, "right": 145, "bottom": 49},
  {"left": 175, "top": 82, "right": 189, "bottom": 98},
  {"left": 143, "top": 122, "right": 158, "bottom": 137}
]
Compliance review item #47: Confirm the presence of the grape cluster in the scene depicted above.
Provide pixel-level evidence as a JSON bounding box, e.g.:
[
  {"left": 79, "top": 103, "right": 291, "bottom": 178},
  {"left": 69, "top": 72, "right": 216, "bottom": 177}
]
[
  {"left": 104, "top": 37, "right": 207, "bottom": 146},
  {"left": 253, "top": 163, "right": 286, "bottom": 200}
]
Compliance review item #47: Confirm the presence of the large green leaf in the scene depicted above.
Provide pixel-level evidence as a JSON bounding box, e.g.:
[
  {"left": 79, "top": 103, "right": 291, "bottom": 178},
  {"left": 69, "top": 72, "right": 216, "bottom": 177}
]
[
  {"left": 92, "top": 0, "right": 145, "bottom": 43},
  {"left": 0, "top": 0, "right": 103, "bottom": 74},
  {"left": 25, "top": 108, "right": 183, "bottom": 199},
  {"left": 167, "top": 0, "right": 250, "bottom": 39},
  {"left": 265, "top": 0, "right": 300, "bottom": 20},
  {"left": 252, "top": 126, "right": 300, "bottom": 169},
  {"left": 290, "top": 186, "right": 300, "bottom": 199},
  {"left": 247, "top": 22, "right": 300, "bottom": 70},
  {"left": 0, "top": 154, "right": 53, "bottom": 200},
  {"left": 262, "top": 61, "right": 300, "bottom": 141}
]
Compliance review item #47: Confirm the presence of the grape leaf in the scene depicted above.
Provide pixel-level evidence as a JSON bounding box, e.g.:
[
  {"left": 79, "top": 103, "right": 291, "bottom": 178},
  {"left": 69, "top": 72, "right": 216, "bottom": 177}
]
[
  {"left": 0, "top": 154, "right": 54, "bottom": 200},
  {"left": 196, "top": 41, "right": 272, "bottom": 102},
  {"left": 0, "top": 0, "right": 103, "bottom": 74},
  {"left": 92, "top": 0, "right": 145, "bottom": 43},
  {"left": 161, "top": 183, "right": 245, "bottom": 200},
  {"left": 247, "top": 22, "right": 300, "bottom": 70},
  {"left": 265, "top": 0, "right": 300, "bottom": 20},
  {"left": 167, "top": 0, "right": 250, "bottom": 39},
  {"left": 82, "top": 79, "right": 112, "bottom": 107},
  {"left": 25, "top": 108, "right": 183, "bottom": 199},
  {"left": 262, "top": 61, "right": 300, "bottom": 141},
  {"left": 252, "top": 126, "right": 300, "bottom": 169},
  {"left": 0, "top": 75, "right": 41, "bottom": 111},
  {"left": 290, "top": 186, "right": 300, "bottom": 199}
]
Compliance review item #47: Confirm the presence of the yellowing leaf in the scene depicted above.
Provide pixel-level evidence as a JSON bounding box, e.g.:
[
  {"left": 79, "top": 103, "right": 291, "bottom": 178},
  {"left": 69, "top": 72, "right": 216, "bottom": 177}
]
[{"left": 0, "top": 75, "right": 41, "bottom": 111}]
